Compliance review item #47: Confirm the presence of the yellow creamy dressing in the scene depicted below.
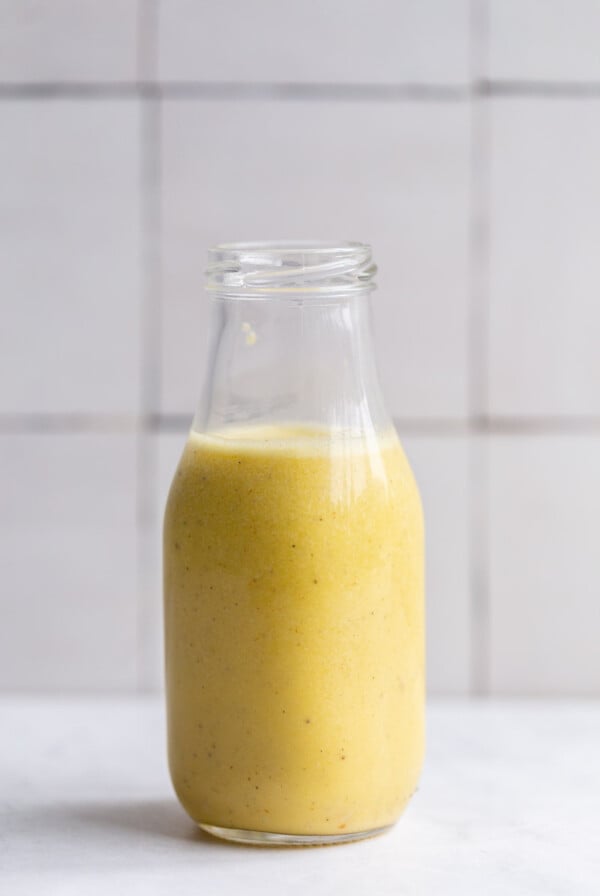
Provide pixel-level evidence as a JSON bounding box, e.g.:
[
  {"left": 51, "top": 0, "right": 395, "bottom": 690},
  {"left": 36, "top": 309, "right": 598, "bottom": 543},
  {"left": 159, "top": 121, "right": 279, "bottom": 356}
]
[{"left": 164, "top": 424, "right": 424, "bottom": 836}]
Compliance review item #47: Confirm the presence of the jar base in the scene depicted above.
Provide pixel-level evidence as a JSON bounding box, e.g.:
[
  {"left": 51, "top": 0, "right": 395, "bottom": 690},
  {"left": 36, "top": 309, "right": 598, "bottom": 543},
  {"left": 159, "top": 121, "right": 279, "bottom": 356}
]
[{"left": 199, "top": 822, "right": 393, "bottom": 847}]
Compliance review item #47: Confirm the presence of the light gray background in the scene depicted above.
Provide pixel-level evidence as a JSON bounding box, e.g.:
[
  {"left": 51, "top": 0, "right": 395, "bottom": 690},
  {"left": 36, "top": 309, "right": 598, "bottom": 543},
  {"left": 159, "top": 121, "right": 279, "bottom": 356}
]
[{"left": 1, "top": 1, "right": 599, "bottom": 696}]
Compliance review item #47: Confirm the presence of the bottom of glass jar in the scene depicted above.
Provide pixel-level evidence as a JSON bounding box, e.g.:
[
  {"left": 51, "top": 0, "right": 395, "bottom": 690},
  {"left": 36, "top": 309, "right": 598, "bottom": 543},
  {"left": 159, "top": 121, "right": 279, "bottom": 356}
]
[{"left": 199, "top": 822, "right": 393, "bottom": 847}]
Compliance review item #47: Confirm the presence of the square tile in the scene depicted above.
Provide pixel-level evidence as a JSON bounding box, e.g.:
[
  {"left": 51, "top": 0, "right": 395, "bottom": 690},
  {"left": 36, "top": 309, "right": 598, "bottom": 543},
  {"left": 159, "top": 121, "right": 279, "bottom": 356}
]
[
  {"left": 0, "top": 101, "right": 142, "bottom": 414},
  {"left": 489, "top": 435, "right": 600, "bottom": 695},
  {"left": 0, "top": 0, "right": 139, "bottom": 83},
  {"left": 160, "top": 99, "right": 470, "bottom": 420},
  {"left": 402, "top": 434, "right": 471, "bottom": 695},
  {"left": 158, "top": 0, "right": 470, "bottom": 85},
  {"left": 489, "top": 0, "right": 600, "bottom": 82},
  {"left": 488, "top": 99, "right": 600, "bottom": 416},
  {"left": 0, "top": 433, "right": 138, "bottom": 691}
]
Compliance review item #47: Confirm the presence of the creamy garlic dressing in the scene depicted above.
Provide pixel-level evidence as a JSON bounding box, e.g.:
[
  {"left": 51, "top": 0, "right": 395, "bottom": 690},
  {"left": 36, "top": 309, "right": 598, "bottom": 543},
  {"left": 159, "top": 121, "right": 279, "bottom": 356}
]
[{"left": 164, "top": 424, "right": 424, "bottom": 836}]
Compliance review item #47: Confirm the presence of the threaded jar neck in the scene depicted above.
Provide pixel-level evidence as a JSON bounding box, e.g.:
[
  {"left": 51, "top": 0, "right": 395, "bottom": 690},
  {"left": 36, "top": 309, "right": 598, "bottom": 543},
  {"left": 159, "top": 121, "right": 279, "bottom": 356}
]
[{"left": 205, "top": 240, "right": 376, "bottom": 299}]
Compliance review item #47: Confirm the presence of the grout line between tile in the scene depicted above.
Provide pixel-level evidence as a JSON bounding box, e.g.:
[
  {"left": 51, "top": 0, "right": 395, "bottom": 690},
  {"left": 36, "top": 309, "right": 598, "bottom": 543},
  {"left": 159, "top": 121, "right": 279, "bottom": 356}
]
[
  {"left": 0, "top": 415, "right": 139, "bottom": 433},
  {"left": 468, "top": 0, "right": 491, "bottom": 697},
  {"left": 482, "top": 80, "right": 600, "bottom": 98},
  {"left": 135, "top": 39, "right": 162, "bottom": 692},
  {"left": 0, "top": 82, "right": 467, "bottom": 101},
  {"left": 157, "top": 82, "right": 469, "bottom": 102},
  {"left": 3, "top": 413, "right": 600, "bottom": 435},
  {"left": 139, "top": 119, "right": 162, "bottom": 415},
  {"left": 469, "top": 436, "right": 491, "bottom": 695},
  {"left": 468, "top": 63, "right": 491, "bottom": 413},
  {"left": 0, "top": 83, "right": 145, "bottom": 99},
  {"left": 4, "top": 80, "right": 600, "bottom": 102}
]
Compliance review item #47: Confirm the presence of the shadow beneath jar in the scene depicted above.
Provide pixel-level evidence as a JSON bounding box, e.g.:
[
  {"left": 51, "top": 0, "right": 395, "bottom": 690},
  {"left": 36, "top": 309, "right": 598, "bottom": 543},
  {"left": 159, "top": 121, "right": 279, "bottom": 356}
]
[
  {"left": 73, "top": 799, "right": 304, "bottom": 852},
  {"left": 71, "top": 798, "right": 231, "bottom": 848},
  {"left": 4, "top": 798, "right": 248, "bottom": 874}
]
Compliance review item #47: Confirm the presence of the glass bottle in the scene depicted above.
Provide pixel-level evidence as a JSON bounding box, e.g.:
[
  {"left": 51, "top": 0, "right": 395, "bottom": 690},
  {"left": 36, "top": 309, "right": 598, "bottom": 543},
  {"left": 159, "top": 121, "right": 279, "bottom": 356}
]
[{"left": 164, "top": 241, "right": 425, "bottom": 846}]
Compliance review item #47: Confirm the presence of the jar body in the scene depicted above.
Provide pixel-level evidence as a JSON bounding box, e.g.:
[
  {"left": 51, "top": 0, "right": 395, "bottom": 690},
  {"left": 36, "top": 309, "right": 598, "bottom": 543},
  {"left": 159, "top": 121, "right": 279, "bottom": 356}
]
[{"left": 163, "top": 243, "right": 425, "bottom": 844}]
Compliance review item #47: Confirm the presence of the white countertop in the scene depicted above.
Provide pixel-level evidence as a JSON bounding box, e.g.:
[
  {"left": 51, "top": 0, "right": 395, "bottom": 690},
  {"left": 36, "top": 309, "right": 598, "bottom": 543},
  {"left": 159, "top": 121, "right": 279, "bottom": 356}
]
[{"left": 1, "top": 697, "right": 598, "bottom": 895}]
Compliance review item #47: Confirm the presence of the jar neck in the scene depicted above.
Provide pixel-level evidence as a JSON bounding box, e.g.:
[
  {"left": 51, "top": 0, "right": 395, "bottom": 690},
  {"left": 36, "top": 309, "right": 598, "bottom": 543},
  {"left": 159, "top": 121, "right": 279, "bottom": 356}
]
[{"left": 193, "top": 291, "right": 391, "bottom": 436}]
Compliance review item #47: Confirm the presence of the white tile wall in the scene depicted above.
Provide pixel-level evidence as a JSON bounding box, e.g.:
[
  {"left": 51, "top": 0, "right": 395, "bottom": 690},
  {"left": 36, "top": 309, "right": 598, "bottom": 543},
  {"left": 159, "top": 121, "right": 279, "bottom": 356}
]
[
  {"left": 402, "top": 435, "right": 471, "bottom": 695},
  {"left": 0, "top": 1, "right": 139, "bottom": 83},
  {"left": 488, "top": 99, "right": 600, "bottom": 417},
  {"left": 0, "top": 101, "right": 142, "bottom": 415},
  {"left": 3, "top": 1, "right": 600, "bottom": 697},
  {"left": 158, "top": 0, "right": 470, "bottom": 86},
  {"left": 489, "top": 436, "right": 600, "bottom": 696},
  {"left": 160, "top": 99, "right": 470, "bottom": 420},
  {"left": 489, "top": 0, "right": 600, "bottom": 82},
  {"left": 0, "top": 433, "right": 138, "bottom": 690}
]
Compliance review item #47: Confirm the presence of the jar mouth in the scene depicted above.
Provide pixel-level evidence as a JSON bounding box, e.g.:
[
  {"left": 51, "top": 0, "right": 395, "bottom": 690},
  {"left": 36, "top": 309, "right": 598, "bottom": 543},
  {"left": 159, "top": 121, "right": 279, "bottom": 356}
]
[{"left": 206, "top": 240, "right": 376, "bottom": 298}]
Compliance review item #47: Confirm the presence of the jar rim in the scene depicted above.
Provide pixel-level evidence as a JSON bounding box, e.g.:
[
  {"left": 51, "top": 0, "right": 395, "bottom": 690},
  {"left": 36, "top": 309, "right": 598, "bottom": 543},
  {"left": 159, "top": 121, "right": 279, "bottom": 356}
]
[
  {"left": 205, "top": 240, "right": 377, "bottom": 298},
  {"left": 211, "top": 239, "right": 366, "bottom": 255}
]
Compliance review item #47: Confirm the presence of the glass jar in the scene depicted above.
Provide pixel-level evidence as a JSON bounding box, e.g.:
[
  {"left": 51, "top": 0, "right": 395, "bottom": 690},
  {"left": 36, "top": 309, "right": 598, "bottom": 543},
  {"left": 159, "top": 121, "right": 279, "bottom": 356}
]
[{"left": 163, "top": 241, "right": 425, "bottom": 846}]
